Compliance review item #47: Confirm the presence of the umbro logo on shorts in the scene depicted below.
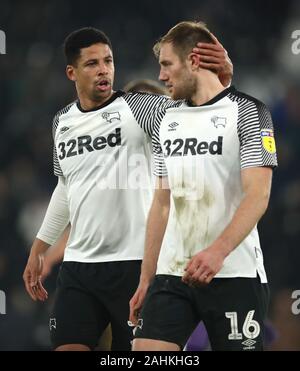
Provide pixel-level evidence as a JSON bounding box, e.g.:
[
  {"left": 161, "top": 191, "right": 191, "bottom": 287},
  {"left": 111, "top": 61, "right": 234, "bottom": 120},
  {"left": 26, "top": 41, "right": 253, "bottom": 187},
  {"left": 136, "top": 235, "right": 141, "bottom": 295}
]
[{"left": 242, "top": 338, "right": 256, "bottom": 350}]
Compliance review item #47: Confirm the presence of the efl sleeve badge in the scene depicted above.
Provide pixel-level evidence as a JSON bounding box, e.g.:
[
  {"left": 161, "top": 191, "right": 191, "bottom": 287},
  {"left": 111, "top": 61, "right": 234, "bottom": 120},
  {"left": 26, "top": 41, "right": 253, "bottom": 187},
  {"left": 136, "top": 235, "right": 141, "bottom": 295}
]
[{"left": 261, "top": 129, "right": 276, "bottom": 154}]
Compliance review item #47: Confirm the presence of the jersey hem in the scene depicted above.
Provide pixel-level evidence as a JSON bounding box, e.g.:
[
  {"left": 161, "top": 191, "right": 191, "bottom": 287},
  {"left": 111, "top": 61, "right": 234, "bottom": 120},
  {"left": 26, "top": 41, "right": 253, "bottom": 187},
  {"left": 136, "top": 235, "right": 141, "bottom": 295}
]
[
  {"left": 156, "top": 271, "right": 267, "bottom": 283},
  {"left": 63, "top": 256, "right": 143, "bottom": 263}
]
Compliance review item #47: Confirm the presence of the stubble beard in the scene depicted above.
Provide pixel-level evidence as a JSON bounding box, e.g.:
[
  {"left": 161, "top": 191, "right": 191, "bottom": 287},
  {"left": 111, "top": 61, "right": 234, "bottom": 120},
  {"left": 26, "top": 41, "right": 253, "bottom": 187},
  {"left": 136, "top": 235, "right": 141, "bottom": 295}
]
[
  {"left": 172, "top": 78, "right": 196, "bottom": 101},
  {"left": 91, "top": 86, "right": 113, "bottom": 104}
]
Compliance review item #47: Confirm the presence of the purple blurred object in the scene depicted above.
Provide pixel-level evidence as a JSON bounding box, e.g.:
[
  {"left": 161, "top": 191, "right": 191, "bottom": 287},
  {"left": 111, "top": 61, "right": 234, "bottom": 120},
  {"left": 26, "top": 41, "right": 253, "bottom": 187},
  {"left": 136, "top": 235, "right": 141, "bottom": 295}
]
[
  {"left": 185, "top": 322, "right": 209, "bottom": 351},
  {"left": 264, "top": 320, "right": 278, "bottom": 346},
  {"left": 185, "top": 320, "right": 278, "bottom": 351}
]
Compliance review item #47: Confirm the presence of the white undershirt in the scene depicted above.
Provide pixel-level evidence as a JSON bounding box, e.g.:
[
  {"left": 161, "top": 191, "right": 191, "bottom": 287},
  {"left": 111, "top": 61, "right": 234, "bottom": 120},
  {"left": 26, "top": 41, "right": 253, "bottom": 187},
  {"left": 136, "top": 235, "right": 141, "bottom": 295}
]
[{"left": 37, "top": 177, "right": 69, "bottom": 245}]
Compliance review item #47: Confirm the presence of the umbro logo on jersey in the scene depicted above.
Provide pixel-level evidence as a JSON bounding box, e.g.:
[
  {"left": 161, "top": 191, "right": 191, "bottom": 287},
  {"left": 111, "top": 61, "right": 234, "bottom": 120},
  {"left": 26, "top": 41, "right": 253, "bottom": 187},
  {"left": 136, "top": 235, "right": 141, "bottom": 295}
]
[
  {"left": 163, "top": 136, "right": 223, "bottom": 157},
  {"left": 59, "top": 126, "right": 70, "bottom": 134},
  {"left": 57, "top": 128, "right": 121, "bottom": 160},
  {"left": 168, "top": 122, "right": 179, "bottom": 131},
  {"left": 211, "top": 116, "right": 227, "bottom": 128},
  {"left": 102, "top": 111, "right": 121, "bottom": 123}
]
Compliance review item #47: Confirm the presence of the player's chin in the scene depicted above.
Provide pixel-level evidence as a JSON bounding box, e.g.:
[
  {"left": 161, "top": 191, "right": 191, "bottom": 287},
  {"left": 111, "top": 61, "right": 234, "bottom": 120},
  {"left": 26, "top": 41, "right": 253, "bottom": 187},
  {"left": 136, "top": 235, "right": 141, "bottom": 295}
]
[
  {"left": 171, "top": 90, "right": 184, "bottom": 101},
  {"left": 170, "top": 91, "right": 178, "bottom": 100},
  {"left": 94, "top": 88, "right": 112, "bottom": 100}
]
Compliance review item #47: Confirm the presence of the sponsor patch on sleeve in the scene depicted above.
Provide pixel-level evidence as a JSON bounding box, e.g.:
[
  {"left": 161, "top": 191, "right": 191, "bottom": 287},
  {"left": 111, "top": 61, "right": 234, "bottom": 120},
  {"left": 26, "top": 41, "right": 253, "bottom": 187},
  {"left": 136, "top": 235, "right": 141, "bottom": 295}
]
[{"left": 261, "top": 129, "right": 276, "bottom": 154}]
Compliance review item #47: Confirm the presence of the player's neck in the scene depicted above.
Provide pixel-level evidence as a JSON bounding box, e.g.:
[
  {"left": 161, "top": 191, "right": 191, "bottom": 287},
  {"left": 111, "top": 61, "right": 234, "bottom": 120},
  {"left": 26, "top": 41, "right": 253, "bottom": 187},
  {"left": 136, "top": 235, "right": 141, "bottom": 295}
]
[
  {"left": 78, "top": 92, "right": 114, "bottom": 111},
  {"left": 190, "top": 73, "right": 225, "bottom": 106}
]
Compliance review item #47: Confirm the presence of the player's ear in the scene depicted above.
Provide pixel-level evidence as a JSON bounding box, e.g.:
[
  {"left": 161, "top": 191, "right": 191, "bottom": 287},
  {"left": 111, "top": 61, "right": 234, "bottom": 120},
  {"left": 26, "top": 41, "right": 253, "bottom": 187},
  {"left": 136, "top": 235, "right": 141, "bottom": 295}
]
[
  {"left": 188, "top": 53, "right": 200, "bottom": 71},
  {"left": 66, "top": 65, "right": 76, "bottom": 82}
]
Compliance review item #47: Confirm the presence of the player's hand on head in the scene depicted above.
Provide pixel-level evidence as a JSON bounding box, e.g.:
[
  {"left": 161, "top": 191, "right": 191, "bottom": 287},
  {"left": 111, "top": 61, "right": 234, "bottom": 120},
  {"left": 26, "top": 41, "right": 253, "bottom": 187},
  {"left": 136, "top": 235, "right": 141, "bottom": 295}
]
[
  {"left": 182, "top": 246, "right": 225, "bottom": 286},
  {"left": 23, "top": 253, "right": 48, "bottom": 302},
  {"left": 192, "top": 33, "right": 233, "bottom": 88}
]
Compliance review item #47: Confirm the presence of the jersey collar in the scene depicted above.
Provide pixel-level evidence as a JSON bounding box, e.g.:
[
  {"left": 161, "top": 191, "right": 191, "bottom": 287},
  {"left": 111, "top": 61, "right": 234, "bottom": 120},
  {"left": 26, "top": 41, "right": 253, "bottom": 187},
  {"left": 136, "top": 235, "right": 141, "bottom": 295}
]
[
  {"left": 186, "top": 86, "right": 235, "bottom": 107},
  {"left": 76, "top": 90, "right": 125, "bottom": 113}
]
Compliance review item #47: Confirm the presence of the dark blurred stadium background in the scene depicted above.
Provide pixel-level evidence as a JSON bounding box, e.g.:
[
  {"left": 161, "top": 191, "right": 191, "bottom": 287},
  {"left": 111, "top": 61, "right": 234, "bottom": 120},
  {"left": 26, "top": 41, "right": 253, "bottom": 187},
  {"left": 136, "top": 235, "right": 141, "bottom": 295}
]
[{"left": 0, "top": 0, "right": 299, "bottom": 350}]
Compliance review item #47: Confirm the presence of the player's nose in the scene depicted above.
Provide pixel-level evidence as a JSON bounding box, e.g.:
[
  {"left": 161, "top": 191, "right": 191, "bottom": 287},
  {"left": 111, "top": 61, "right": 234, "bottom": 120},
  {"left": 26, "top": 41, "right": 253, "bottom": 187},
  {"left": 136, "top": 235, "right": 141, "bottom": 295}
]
[
  {"left": 159, "top": 70, "right": 168, "bottom": 82},
  {"left": 97, "top": 62, "right": 108, "bottom": 75}
]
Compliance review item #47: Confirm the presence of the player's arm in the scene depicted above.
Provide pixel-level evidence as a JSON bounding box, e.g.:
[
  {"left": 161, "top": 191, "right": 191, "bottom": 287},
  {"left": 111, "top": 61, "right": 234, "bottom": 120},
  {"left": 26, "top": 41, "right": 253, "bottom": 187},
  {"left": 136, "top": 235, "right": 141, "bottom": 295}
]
[
  {"left": 193, "top": 33, "right": 233, "bottom": 87},
  {"left": 23, "top": 176, "right": 69, "bottom": 301},
  {"left": 183, "top": 167, "right": 272, "bottom": 286},
  {"left": 129, "top": 177, "right": 170, "bottom": 325},
  {"left": 41, "top": 225, "right": 70, "bottom": 281},
  {"left": 140, "top": 176, "right": 170, "bottom": 284},
  {"left": 123, "top": 92, "right": 181, "bottom": 139}
]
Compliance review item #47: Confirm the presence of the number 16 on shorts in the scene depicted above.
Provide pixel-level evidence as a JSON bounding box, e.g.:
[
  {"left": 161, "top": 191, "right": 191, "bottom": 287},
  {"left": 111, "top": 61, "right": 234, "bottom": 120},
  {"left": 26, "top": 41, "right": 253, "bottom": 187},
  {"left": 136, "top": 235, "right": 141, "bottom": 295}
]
[{"left": 226, "top": 310, "right": 261, "bottom": 340}]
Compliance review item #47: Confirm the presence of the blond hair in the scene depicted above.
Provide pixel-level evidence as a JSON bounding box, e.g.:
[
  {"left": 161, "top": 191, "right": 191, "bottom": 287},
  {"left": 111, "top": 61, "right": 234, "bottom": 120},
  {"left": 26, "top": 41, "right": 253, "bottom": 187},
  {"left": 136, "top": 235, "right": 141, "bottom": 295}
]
[{"left": 153, "top": 21, "right": 214, "bottom": 61}]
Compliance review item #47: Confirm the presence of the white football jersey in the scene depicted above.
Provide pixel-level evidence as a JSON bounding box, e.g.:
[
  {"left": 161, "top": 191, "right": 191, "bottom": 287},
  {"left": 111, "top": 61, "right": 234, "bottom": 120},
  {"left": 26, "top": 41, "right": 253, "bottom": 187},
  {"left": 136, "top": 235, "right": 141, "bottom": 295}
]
[
  {"left": 153, "top": 87, "right": 278, "bottom": 282},
  {"left": 52, "top": 91, "right": 180, "bottom": 262}
]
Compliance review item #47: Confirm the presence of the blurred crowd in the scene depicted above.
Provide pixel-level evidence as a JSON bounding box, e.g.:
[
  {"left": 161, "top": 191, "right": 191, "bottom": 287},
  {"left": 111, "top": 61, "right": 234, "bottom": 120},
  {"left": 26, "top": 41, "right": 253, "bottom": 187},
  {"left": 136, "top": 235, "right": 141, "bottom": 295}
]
[{"left": 0, "top": 0, "right": 300, "bottom": 350}]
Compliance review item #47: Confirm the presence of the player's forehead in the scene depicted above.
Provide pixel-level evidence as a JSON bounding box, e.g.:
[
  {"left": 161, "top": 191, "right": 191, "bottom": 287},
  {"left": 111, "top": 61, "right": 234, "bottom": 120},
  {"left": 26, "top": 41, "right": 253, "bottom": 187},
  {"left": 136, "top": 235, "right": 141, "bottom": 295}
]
[
  {"left": 159, "top": 42, "right": 180, "bottom": 64},
  {"left": 79, "top": 43, "right": 113, "bottom": 62}
]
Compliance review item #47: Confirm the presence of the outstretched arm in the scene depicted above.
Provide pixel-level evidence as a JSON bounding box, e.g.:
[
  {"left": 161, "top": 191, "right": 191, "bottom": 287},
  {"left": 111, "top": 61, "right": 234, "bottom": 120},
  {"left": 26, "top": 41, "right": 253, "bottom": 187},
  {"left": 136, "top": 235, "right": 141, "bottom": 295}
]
[
  {"left": 183, "top": 167, "right": 272, "bottom": 286},
  {"left": 129, "top": 177, "right": 170, "bottom": 325}
]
